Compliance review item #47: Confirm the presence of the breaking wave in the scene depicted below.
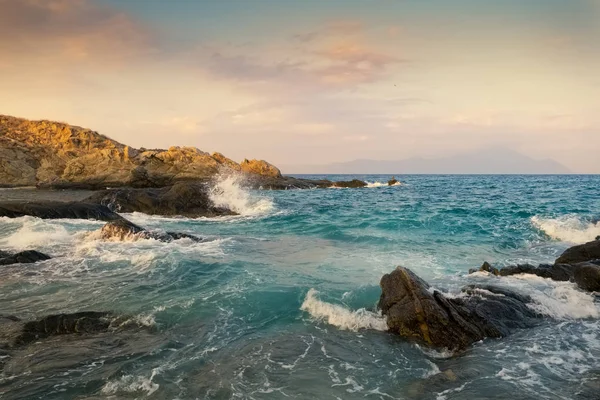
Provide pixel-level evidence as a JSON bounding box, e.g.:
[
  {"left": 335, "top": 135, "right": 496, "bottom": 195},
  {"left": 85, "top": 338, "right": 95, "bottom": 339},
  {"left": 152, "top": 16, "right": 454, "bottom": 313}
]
[
  {"left": 531, "top": 215, "right": 600, "bottom": 244},
  {"left": 300, "top": 289, "right": 387, "bottom": 331},
  {"left": 209, "top": 173, "right": 274, "bottom": 216},
  {"left": 365, "top": 181, "right": 401, "bottom": 188}
]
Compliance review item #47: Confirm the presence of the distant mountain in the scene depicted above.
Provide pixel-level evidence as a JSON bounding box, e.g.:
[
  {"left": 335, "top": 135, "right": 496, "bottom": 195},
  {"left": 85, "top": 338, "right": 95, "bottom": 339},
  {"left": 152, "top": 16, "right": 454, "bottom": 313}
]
[{"left": 280, "top": 148, "right": 572, "bottom": 174}]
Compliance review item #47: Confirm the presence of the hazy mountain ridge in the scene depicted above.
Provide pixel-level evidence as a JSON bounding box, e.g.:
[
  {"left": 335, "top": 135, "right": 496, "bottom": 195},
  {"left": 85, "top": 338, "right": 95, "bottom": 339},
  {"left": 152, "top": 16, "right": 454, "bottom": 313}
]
[{"left": 281, "top": 148, "right": 572, "bottom": 174}]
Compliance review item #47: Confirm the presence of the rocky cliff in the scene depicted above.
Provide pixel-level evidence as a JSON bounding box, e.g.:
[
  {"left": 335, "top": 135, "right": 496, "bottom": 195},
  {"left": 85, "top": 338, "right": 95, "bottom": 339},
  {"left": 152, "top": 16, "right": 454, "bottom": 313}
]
[{"left": 0, "top": 115, "right": 281, "bottom": 188}]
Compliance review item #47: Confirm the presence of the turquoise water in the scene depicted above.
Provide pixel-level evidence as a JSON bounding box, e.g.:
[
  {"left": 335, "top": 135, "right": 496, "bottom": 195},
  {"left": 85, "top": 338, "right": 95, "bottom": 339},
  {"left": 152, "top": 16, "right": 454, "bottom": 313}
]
[{"left": 1, "top": 175, "right": 599, "bottom": 399}]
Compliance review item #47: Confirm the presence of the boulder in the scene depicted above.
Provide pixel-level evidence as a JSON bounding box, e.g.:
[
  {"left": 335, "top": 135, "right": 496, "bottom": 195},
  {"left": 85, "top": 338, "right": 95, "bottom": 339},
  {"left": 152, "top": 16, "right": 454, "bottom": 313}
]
[
  {"left": 379, "top": 266, "right": 541, "bottom": 350},
  {"left": 555, "top": 239, "right": 600, "bottom": 265},
  {"left": 573, "top": 262, "right": 600, "bottom": 292},
  {"left": 240, "top": 159, "right": 282, "bottom": 178},
  {"left": 98, "top": 220, "right": 202, "bottom": 243},
  {"left": 0, "top": 250, "right": 51, "bottom": 266},
  {"left": 0, "top": 201, "right": 122, "bottom": 221},
  {"left": 469, "top": 261, "right": 499, "bottom": 275},
  {"left": 85, "top": 182, "right": 236, "bottom": 218}
]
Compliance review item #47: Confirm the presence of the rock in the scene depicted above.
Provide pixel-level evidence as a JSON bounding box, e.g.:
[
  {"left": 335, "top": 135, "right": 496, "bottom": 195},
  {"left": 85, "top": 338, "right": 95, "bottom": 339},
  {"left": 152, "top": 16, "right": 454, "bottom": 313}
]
[
  {"left": 85, "top": 182, "right": 236, "bottom": 217},
  {"left": 378, "top": 266, "right": 541, "bottom": 350},
  {"left": 469, "top": 261, "right": 499, "bottom": 275},
  {"left": 0, "top": 201, "right": 122, "bottom": 221},
  {"left": 98, "top": 220, "right": 202, "bottom": 243},
  {"left": 556, "top": 239, "right": 600, "bottom": 264},
  {"left": 497, "top": 263, "right": 575, "bottom": 282},
  {"left": 330, "top": 179, "right": 368, "bottom": 188},
  {"left": 0, "top": 250, "right": 51, "bottom": 266},
  {"left": 240, "top": 159, "right": 282, "bottom": 178},
  {"left": 573, "top": 262, "right": 600, "bottom": 292},
  {"left": 0, "top": 115, "right": 282, "bottom": 188},
  {"left": 388, "top": 176, "right": 399, "bottom": 186}
]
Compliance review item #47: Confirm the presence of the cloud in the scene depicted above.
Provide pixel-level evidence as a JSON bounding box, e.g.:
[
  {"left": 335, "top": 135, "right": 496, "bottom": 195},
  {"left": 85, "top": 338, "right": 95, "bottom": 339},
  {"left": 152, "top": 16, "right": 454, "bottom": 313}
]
[{"left": 0, "top": 0, "right": 155, "bottom": 67}]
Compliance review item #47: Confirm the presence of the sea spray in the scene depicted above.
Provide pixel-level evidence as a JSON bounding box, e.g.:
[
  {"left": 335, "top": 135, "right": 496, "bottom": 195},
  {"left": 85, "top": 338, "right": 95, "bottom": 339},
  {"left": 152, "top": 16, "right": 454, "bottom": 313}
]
[
  {"left": 531, "top": 215, "right": 600, "bottom": 244},
  {"left": 300, "top": 289, "right": 387, "bottom": 331},
  {"left": 209, "top": 172, "right": 274, "bottom": 216}
]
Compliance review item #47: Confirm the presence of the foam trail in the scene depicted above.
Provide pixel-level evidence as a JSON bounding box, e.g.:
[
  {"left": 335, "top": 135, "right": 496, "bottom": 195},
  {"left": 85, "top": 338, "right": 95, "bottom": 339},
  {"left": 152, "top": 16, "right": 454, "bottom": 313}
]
[
  {"left": 300, "top": 289, "right": 387, "bottom": 331},
  {"left": 209, "top": 173, "right": 274, "bottom": 216},
  {"left": 531, "top": 215, "right": 600, "bottom": 244},
  {"left": 365, "top": 181, "right": 401, "bottom": 188}
]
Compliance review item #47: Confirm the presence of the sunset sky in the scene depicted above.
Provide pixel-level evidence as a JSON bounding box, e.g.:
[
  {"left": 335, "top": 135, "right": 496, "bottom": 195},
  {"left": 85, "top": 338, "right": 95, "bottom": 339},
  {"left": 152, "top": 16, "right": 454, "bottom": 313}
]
[{"left": 1, "top": 0, "right": 598, "bottom": 172}]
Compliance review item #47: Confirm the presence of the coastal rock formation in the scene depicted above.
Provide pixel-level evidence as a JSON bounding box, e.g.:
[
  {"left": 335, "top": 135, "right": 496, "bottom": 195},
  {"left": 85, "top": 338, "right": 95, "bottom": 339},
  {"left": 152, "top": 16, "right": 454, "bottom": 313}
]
[
  {"left": 98, "top": 220, "right": 203, "bottom": 243},
  {"left": 378, "top": 266, "right": 541, "bottom": 350},
  {"left": 0, "top": 201, "right": 122, "bottom": 221},
  {"left": 469, "top": 240, "right": 600, "bottom": 292},
  {"left": 555, "top": 239, "right": 600, "bottom": 265},
  {"left": 330, "top": 179, "right": 368, "bottom": 188},
  {"left": 0, "top": 115, "right": 280, "bottom": 188},
  {"left": 0, "top": 250, "right": 51, "bottom": 266},
  {"left": 388, "top": 177, "right": 399, "bottom": 186},
  {"left": 85, "top": 182, "right": 236, "bottom": 218}
]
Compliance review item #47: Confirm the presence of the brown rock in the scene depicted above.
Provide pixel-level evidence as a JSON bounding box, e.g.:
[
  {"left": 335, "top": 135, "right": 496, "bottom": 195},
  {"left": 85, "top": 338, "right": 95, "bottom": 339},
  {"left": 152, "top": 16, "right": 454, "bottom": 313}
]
[{"left": 240, "top": 159, "right": 282, "bottom": 178}]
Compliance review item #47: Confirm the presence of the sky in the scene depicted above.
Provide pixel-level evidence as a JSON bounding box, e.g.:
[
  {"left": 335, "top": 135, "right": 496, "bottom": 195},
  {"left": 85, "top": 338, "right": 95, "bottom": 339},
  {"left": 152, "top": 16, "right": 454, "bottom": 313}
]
[{"left": 0, "top": 0, "right": 598, "bottom": 172}]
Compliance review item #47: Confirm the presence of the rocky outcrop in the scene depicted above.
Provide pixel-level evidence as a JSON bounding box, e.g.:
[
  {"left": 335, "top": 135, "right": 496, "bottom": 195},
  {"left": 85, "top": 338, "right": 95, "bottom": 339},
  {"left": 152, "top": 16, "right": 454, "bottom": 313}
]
[
  {"left": 0, "top": 115, "right": 281, "bottom": 188},
  {"left": 97, "top": 219, "right": 203, "bottom": 243},
  {"left": 555, "top": 239, "right": 600, "bottom": 265},
  {"left": 0, "top": 250, "right": 51, "bottom": 266},
  {"left": 85, "top": 182, "right": 236, "bottom": 218},
  {"left": 378, "top": 266, "right": 541, "bottom": 350},
  {"left": 330, "top": 179, "right": 368, "bottom": 188},
  {"left": 468, "top": 239, "right": 600, "bottom": 292},
  {"left": 0, "top": 201, "right": 122, "bottom": 221},
  {"left": 388, "top": 177, "right": 399, "bottom": 186},
  {"left": 240, "top": 159, "right": 281, "bottom": 178}
]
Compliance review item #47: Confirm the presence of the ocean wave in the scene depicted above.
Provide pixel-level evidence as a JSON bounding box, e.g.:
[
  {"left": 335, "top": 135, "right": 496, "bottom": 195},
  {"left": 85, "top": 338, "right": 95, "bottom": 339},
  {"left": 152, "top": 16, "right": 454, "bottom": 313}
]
[
  {"left": 101, "top": 372, "right": 159, "bottom": 396},
  {"left": 531, "top": 215, "right": 600, "bottom": 244},
  {"left": 300, "top": 289, "right": 387, "bottom": 331},
  {"left": 209, "top": 172, "right": 275, "bottom": 216}
]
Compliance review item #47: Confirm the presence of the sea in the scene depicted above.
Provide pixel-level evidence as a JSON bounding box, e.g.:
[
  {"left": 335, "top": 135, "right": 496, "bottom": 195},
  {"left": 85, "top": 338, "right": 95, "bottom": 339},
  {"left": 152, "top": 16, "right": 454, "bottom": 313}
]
[{"left": 0, "top": 174, "right": 599, "bottom": 400}]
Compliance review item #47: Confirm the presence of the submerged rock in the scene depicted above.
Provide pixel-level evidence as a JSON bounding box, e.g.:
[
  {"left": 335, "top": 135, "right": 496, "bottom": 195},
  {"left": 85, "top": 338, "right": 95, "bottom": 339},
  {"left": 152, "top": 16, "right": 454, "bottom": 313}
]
[
  {"left": 555, "top": 239, "right": 600, "bottom": 265},
  {"left": 0, "top": 201, "right": 122, "bottom": 221},
  {"left": 378, "top": 266, "right": 541, "bottom": 350},
  {"left": 0, "top": 250, "right": 51, "bottom": 265},
  {"left": 469, "top": 261, "right": 499, "bottom": 275},
  {"left": 98, "top": 220, "right": 203, "bottom": 243},
  {"left": 85, "top": 182, "right": 236, "bottom": 218},
  {"left": 388, "top": 177, "right": 399, "bottom": 186}
]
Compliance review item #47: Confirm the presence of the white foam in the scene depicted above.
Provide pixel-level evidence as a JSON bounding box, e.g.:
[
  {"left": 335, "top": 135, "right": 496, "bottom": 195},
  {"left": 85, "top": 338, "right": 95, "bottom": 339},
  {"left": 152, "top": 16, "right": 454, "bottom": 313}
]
[
  {"left": 365, "top": 181, "right": 401, "bottom": 188},
  {"left": 300, "top": 289, "right": 387, "bottom": 331},
  {"left": 531, "top": 215, "right": 600, "bottom": 244},
  {"left": 101, "top": 373, "right": 159, "bottom": 396},
  {"left": 0, "top": 216, "right": 73, "bottom": 251},
  {"left": 209, "top": 172, "right": 274, "bottom": 216}
]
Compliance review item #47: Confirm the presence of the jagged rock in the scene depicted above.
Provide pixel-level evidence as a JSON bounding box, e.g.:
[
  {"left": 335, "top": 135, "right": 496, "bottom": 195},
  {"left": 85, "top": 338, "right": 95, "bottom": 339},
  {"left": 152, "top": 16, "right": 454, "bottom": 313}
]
[
  {"left": 388, "top": 177, "right": 399, "bottom": 186},
  {"left": 0, "top": 201, "right": 122, "bottom": 221},
  {"left": 240, "top": 159, "right": 281, "bottom": 178},
  {"left": 98, "top": 220, "right": 202, "bottom": 243},
  {"left": 0, "top": 115, "right": 281, "bottom": 188},
  {"left": 0, "top": 250, "right": 51, "bottom": 266},
  {"left": 378, "top": 266, "right": 541, "bottom": 350},
  {"left": 85, "top": 182, "right": 236, "bottom": 217},
  {"left": 497, "top": 263, "right": 575, "bottom": 281},
  {"left": 469, "top": 261, "right": 499, "bottom": 275},
  {"left": 555, "top": 239, "right": 600, "bottom": 265}
]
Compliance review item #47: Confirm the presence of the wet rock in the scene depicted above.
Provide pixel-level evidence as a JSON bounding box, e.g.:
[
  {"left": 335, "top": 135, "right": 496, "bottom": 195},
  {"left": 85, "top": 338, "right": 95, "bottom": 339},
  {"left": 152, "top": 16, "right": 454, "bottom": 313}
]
[
  {"left": 469, "top": 261, "right": 499, "bottom": 275},
  {"left": 378, "top": 266, "right": 541, "bottom": 350},
  {"left": 0, "top": 201, "right": 122, "bottom": 221},
  {"left": 85, "top": 182, "right": 236, "bottom": 218},
  {"left": 98, "top": 220, "right": 202, "bottom": 243},
  {"left": 497, "top": 263, "right": 575, "bottom": 281},
  {"left": 0, "top": 250, "right": 51, "bottom": 265},
  {"left": 555, "top": 239, "right": 600, "bottom": 265},
  {"left": 573, "top": 262, "right": 600, "bottom": 292},
  {"left": 388, "top": 176, "right": 399, "bottom": 186},
  {"left": 330, "top": 179, "right": 368, "bottom": 188}
]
